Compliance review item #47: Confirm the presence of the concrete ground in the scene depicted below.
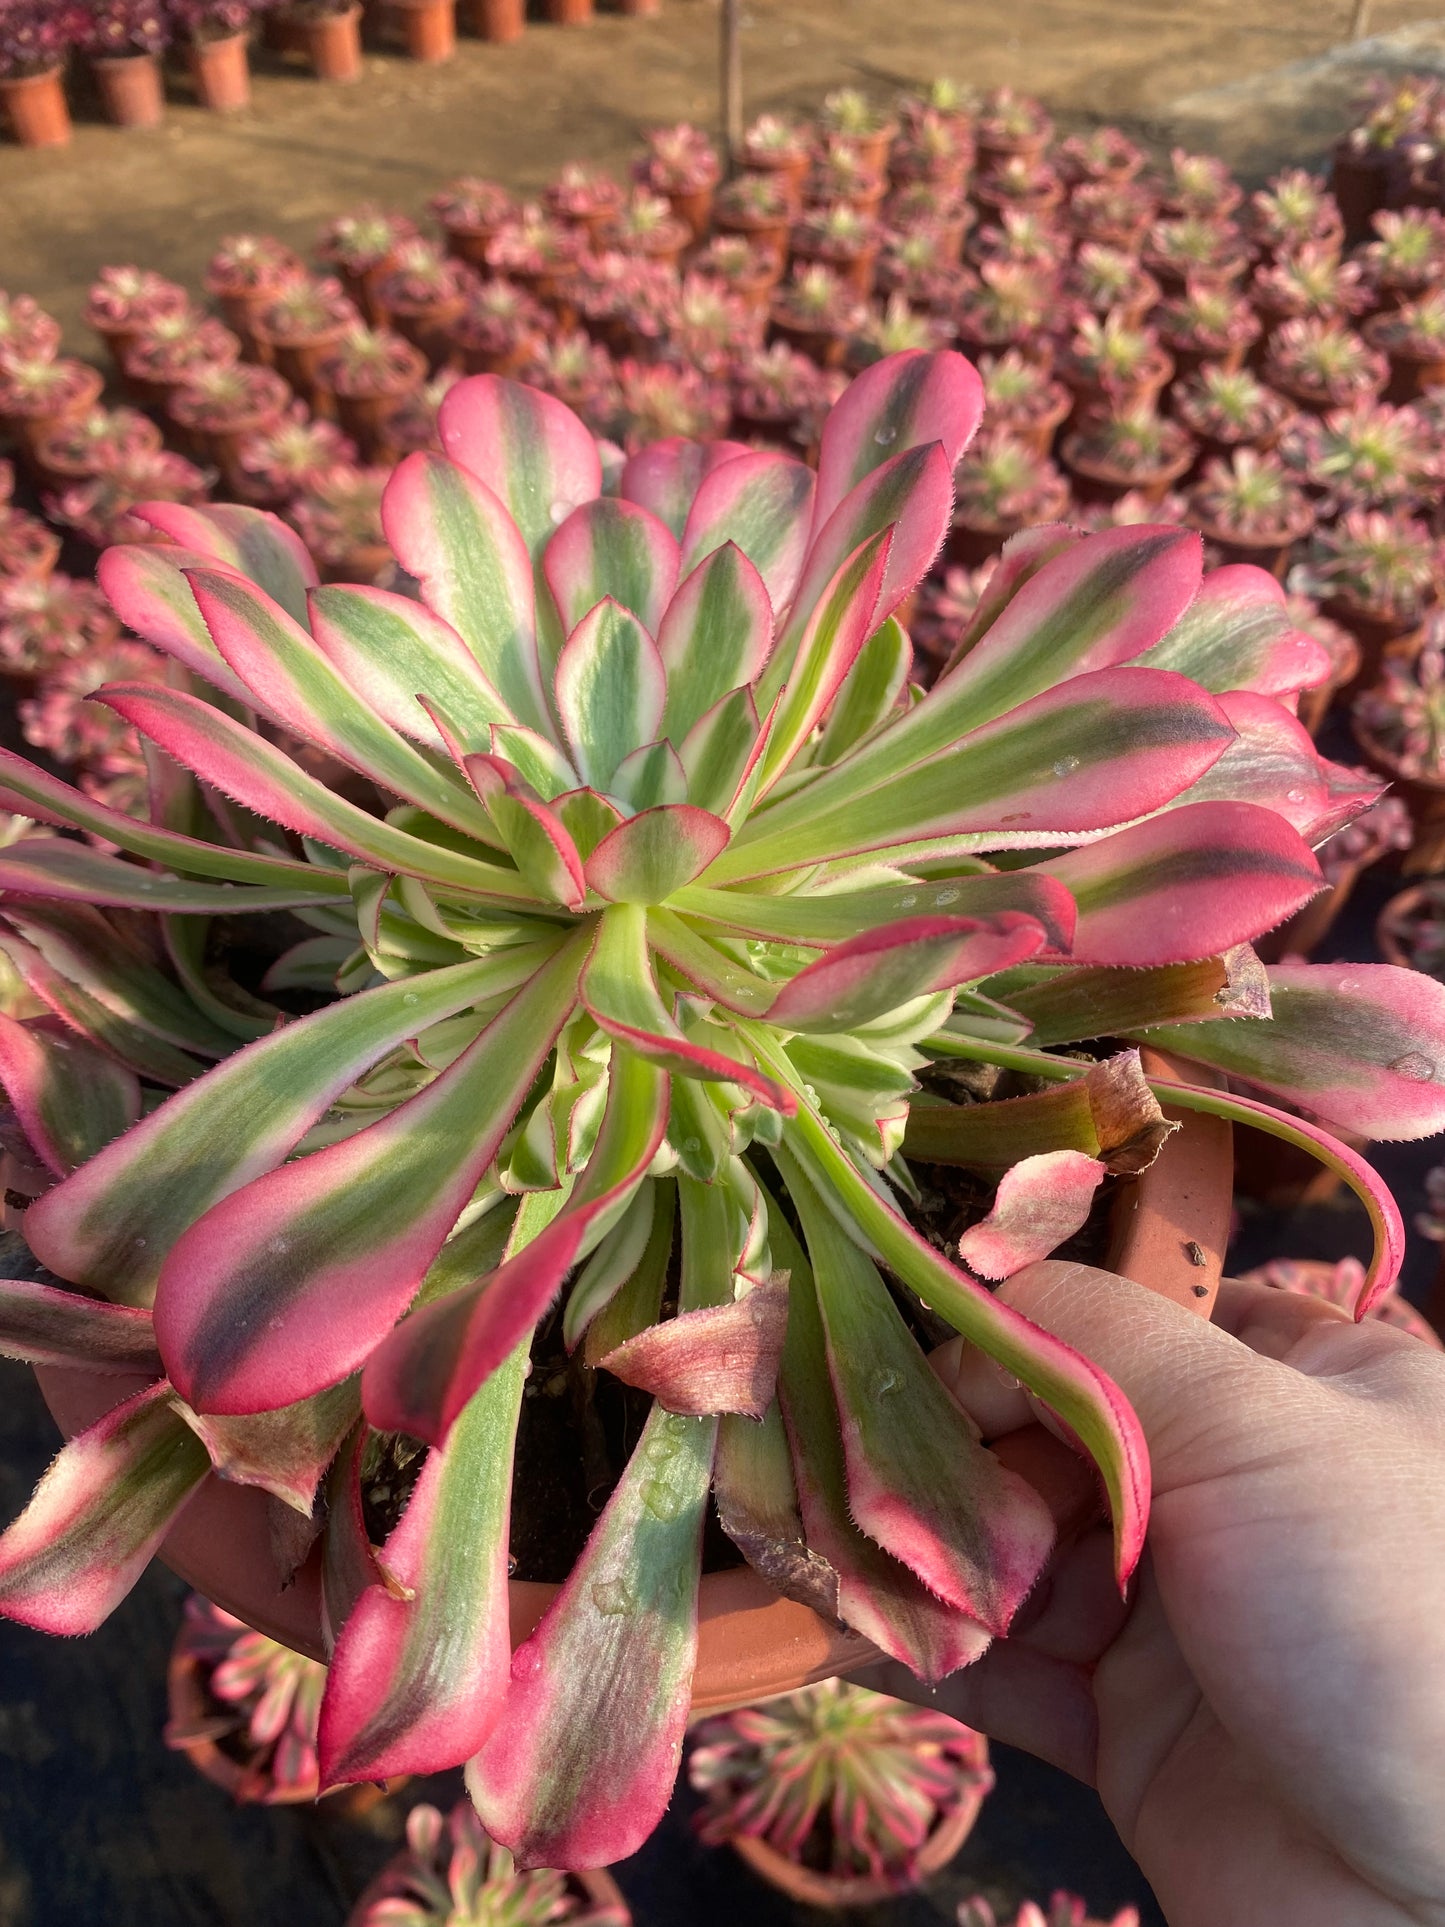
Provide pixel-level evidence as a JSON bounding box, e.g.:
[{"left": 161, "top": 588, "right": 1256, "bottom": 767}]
[{"left": 3, "top": 1, "right": 1445, "bottom": 344}]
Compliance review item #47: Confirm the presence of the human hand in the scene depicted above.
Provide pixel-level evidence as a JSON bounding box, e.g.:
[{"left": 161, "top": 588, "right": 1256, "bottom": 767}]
[{"left": 854, "top": 1263, "right": 1445, "bottom": 1927}]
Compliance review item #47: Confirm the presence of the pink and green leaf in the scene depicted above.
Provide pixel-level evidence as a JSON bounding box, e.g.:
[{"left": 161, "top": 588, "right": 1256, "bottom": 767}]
[
  {"left": 0, "top": 1013, "right": 139, "bottom": 1175},
  {"left": 553, "top": 599, "right": 666, "bottom": 791},
  {"left": 0, "top": 1382, "right": 209, "bottom": 1636},
  {"left": 96, "top": 545, "right": 262, "bottom": 710},
  {"left": 984, "top": 947, "right": 1271, "bottom": 1047},
  {"left": 136, "top": 500, "right": 318, "bottom": 624},
  {"left": 177, "top": 1377, "right": 358, "bottom": 1514},
  {"left": 543, "top": 497, "right": 680, "bottom": 638},
  {"left": 942, "top": 525, "right": 1086, "bottom": 674},
  {"left": 658, "top": 542, "right": 773, "bottom": 744},
  {"left": 597, "top": 1276, "right": 788, "bottom": 1419},
  {"left": 678, "top": 686, "right": 767, "bottom": 822},
  {"left": 768, "top": 913, "right": 1046, "bottom": 1035},
  {"left": 1160, "top": 691, "right": 1334, "bottom": 833},
  {"left": 677, "top": 450, "right": 816, "bottom": 612},
  {"left": 1037, "top": 801, "right": 1323, "bottom": 967},
  {"left": 816, "top": 616, "right": 911, "bottom": 767},
  {"left": 619, "top": 436, "right": 749, "bottom": 539},
  {"left": 608, "top": 739, "right": 689, "bottom": 812},
  {"left": 438, "top": 374, "right": 602, "bottom": 561},
  {"left": 0, "top": 929, "right": 208, "bottom": 1089},
  {"left": 464, "top": 755, "right": 587, "bottom": 909},
  {"left": 957, "top": 1149, "right": 1108, "bottom": 1279},
  {"left": 0, "top": 837, "right": 341, "bottom": 915},
  {"left": 812, "top": 348, "right": 984, "bottom": 533},
  {"left": 0, "top": 1278, "right": 160, "bottom": 1375},
  {"left": 584, "top": 805, "right": 729, "bottom": 905},
  {"left": 1131, "top": 563, "right": 1331, "bottom": 700},
  {"left": 677, "top": 868, "right": 1077, "bottom": 952}
]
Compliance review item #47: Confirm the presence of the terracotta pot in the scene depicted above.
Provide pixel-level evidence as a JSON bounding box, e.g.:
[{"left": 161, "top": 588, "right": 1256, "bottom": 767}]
[
  {"left": 790, "top": 239, "right": 878, "bottom": 299},
  {"left": 543, "top": 0, "right": 594, "bottom": 20},
  {"left": 996, "top": 386, "right": 1073, "bottom": 458},
  {"left": 386, "top": 297, "right": 468, "bottom": 370},
  {"left": 4, "top": 363, "right": 106, "bottom": 460},
  {"left": 92, "top": 52, "right": 165, "bottom": 129},
  {"left": 388, "top": 0, "right": 456, "bottom": 61},
  {"left": 1142, "top": 249, "right": 1250, "bottom": 297},
  {"left": 1061, "top": 432, "right": 1196, "bottom": 507},
  {"left": 974, "top": 180, "right": 1065, "bottom": 224},
  {"left": 1352, "top": 716, "right": 1445, "bottom": 872},
  {"left": 257, "top": 324, "right": 354, "bottom": 405},
  {"left": 1325, "top": 594, "right": 1427, "bottom": 693},
  {"left": 666, "top": 185, "right": 714, "bottom": 244},
  {"left": 948, "top": 479, "right": 1071, "bottom": 568},
  {"left": 460, "top": 0, "right": 525, "bottom": 37},
  {"left": 347, "top": 1853, "right": 628, "bottom": 1927},
  {"left": 302, "top": 5, "right": 364, "bottom": 81},
  {"left": 976, "top": 126, "right": 1052, "bottom": 170},
  {"left": 1331, "top": 138, "right": 1392, "bottom": 247},
  {"left": 185, "top": 31, "right": 251, "bottom": 111},
  {"left": 0, "top": 67, "right": 71, "bottom": 148},
  {"left": 712, "top": 208, "right": 792, "bottom": 263},
  {"left": 328, "top": 384, "right": 417, "bottom": 457},
  {"left": 727, "top": 1772, "right": 988, "bottom": 1907},
  {"left": 1162, "top": 336, "right": 1253, "bottom": 385},
  {"left": 742, "top": 154, "right": 811, "bottom": 208},
  {"left": 1188, "top": 501, "right": 1316, "bottom": 579},
  {"left": 1375, "top": 882, "right": 1445, "bottom": 972},
  {"left": 1362, "top": 313, "right": 1445, "bottom": 405},
  {"left": 614, "top": 0, "right": 660, "bottom": 12},
  {"left": 1266, "top": 368, "right": 1385, "bottom": 418},
  {"left": 29, "top": 1053, "right": 1230, "bottom": 1688},
  {"left": 441, "top": 219, "right": 507, "bottom": 270},
  {"left": 174, "top": 405, "right": 290, "bottom": 493},
  {"left": 214, "top": 288, "right": 292, "bottom": 362},
  {"left": 1061, "top": 346, "right": 1175, "bottom": 420},
  {"left": 769, "top": 315, "right": 849, "bottom": 371}
]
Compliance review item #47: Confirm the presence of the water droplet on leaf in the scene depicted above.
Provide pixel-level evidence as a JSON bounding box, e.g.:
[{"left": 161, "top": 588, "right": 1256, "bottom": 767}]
[
  {"left": 549, "top": 498, "right": 572, "bottom": 525},
  {"left": 870, "top": 1368, "right": 901, "bottom": 1397},
  {"left": 1390, "top": 1052, "right": 1436, "bottom": 1081},
  {"left": 591, "top": 1577, "right": 637, "bottom": 1615},
  {"left": 1052, "top": 756, "right": 1080, "bottom": 777},
  {"left": 873, "top": 424, "right": 898, "bottom": 446},
  {"left": 642, "top": 1479, "right": 683, "bottom": 1521}
]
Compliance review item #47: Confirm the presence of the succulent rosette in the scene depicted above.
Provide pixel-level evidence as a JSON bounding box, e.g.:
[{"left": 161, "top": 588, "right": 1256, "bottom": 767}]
[{"left": 0, "top": 353, "right": 1439, "bottom": 1878}]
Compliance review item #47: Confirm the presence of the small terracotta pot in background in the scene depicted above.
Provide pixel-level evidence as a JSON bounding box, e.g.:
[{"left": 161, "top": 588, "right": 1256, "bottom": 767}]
[
  {"left": 543, "top": 0, "right": 594, "bottom": 20},
  {"left": 1060, "top": 434, "right": 1195, "bottom": 508},
  {"left": 91, "top": 52, "right": 166, "bottom": 128},
  {"left": 386, "top": 0, "right": 457, "bottom": 61},
  {"left": 1188, "top": 500, "right": 1316, "bottom": 580},
  {"left": 1362, "top": 312, "right": 1445, "bottom": 406},
  {"left": 459, "top": 0, "right": 524, "bottom": 37},
  {"left": 1353, "top": 716, "right": 1445, "bottom": 872},
  {"left": 0, "top": 67, "right": 72, "bottom": 148},
  {"left": 185, "top": 31, "right": 251, "bottom": 111},
  {"left": 948, "top": 480, "right": 1072, "bottom": 570},
  {"left": 301, "top": 4, "right": 364, "bottom": 80},
  {"left": 1325, "top": 595, "right": 1427, "bottom": 695},
  {"left": 1331, "top": 138, "right": 1392, "bottom": 246}
]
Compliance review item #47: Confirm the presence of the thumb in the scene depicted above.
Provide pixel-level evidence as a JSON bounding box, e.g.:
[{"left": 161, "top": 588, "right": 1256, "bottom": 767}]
[{"left": 994, "top": 1260, "right": 1342, "bottom": 1497}]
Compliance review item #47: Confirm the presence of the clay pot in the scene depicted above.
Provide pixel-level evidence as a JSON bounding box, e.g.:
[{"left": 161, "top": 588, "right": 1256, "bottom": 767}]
[
  {"left": 1362, "top": 313, "right": 1445, "bottom": 406},
  {"left": 1060, "top": 345, "right": 1175, "bottom": 420},
  {"left": 301, "top": 5, "right": 364, "bottom": 81},
  {"left": 185, "top": 31, "right": 251, "bottom": 111},
  {"left": 29, "top": 1054, "right": 1231, "bottom": 1690},
  {"left": 1331, "top": 138, "right": 1392, "bottom": 247},
  {"left": 614, "top": 0, "right": 660, "bottom": 13},
  {"left": 769, "top": 315, "right": 849, "bottom": 371},
  {"left": 742, "top": 153, "right": 812, "bottom": 209},
  {"left": 973, "top": 178, "right": 1065, "bottom": 225},
  {"left": 543, "top": 0, "right": 594, "bottom": 20},
  {"left": 1160, "top": 334, "right": 1254, "bottom": 386},
  {"left": 91, "top": 53, "right": 165, "bottom": 129},
  {"left": 1141, "top": 248, "right": 1250, "bottom": 297},
  {"left": 347, "top": 1853, "right": 628, "bottom": 1927},
  {"left": 666, "top": 185, "right": 715, "bottom": 244},
  {"left": 388, "top": 0, "right": 457, "bottom": 61},
  {"left": 1187, "top": 499, "right": 1316, "bottom": 580},
  {"left": 1326, "top": 594, "right": 1427, "bottom": 694},
  {"left": 727, "top": 1775, "right": 988, "bottom": 1907},
  {"left": 256, "top": 324, "right": 355, "bottom": 407},
  {"left": 995, "top": 384, "right": 1073, "bottom": 458},
  {"left": 790, "top": 238, "right": 878, "bottom": 299},
  {"left": 1376, "top": 882, "right": 1445, "bottom": 970},
  {"left": 712, "top": 207, "right": 793, "bottom": 264},
  {"left": 1061, "top": 431, "right": 1196, "bottom": 507},
  {"left": 0, "top": 67, "right": 72, "bottom": 148},
  {"left": 460, "top": 0, "right": 525, "bottom": 38},
  {"left": 1352, "top": 716, "right": 1445, "bottom": 872},
  {"left": 948, "top": 478, "right": 1071, "bottom": 568},
  {"left": 1266, "top": 367, "right": 1385, "bottom": 418}
]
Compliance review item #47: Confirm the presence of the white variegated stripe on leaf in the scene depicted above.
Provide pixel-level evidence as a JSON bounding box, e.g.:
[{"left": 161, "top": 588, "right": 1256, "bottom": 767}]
[
  {"left": 677, "top": 449, "right": 816, "bottom": 612},
  {"left": 811, "top": 348, "right": 985, "bottom": 533},
  {"left": 657, "top": 541, "right": 773, "bottom": 745},
  {"left": 765, "top": 913, "right": 1047, "bottom": 1034},
  {"left": 553, "top": 599, "right": 667, "bottom": 793},
  {"left": 437, "top": 372, "right": 603, "bottom": 562},
  {"left": 96, "top": 545, "right": 266, "bottom": 712},
  {"left": 543, "top": 495, "right": 681, "bottom": 638},
  {"left": 1130, "top": 562, "right": 1332, "bottom": 699}
]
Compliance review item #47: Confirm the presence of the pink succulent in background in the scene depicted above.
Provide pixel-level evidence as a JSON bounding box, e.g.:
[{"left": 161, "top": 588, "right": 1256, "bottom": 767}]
[
  {"left": 1188, "top": 448, "right": 1312, "bottom": 540},
  {"left": 518, "top": 331, "right": 620, "bottom": 432},
  {"left": 689, "top": 1679, "right": 993, "bottom": 1884},
  {"left": 1239, "top": 1257, "right": 1441, "bottom": 1347},
  {"left": 606, "top": 190, "right": 690, "bottom": 261},
  {"left": 257, "top": 275, "right": 358, "bottom": 345},
  {"left": 1304, "top": 507, "right": 1443, "bottom": 620},
  {"left": 1056, "top": 126, "right": 1145, "bottom": 186},
  {"left": 318, "top": 206, "right": 422, "bottom": 277},
  {"left": 1252, "top": 242, "right": 1369, "bottom": 322},
  {"left": 953, "top": 427, "right": 1067, "bottom": 526},
  {"left": 76, "top": 0, "right": 170, "bottom": 56},
  {"left": 1355, "top": 639, "right": 1445, "bottom": 777},
  {"left": 1067, "top": 178, "right": 1157, "bottom": 246},
  {"left": 0, "top": 510, "right": 61, "bottom": 582},
  {"left": 1155, "top": 278, "right": 1261, "bottom": 360},
  {"left": 0, "top": 355, "right": 1437, "bottom": 1880},
  {"left": 1313, "top": 786, "right": 1413, "bottom": 881},
  {"left": 665, "top": 276, "right": 760, "bottom": 377},
  {"left": 33, "top": 404, "right": 163, "bottom": 476},
  {"left": 384, "top": 368, "right": 466, "bottom": 459},
  {"left": 850, "top": 292, "right": 952, "bottom": 367},
  {"left": 1379, "top": 877, "right": 1445, "bottom": 976},
  {"left": 910, "top": 560, "right": 998, "bottom": 668},
  {"left": 975, "top": 84, "right": 1051, "bottom": 150},
  {"left": 819, "top": 85, "right": 896, "bottom": 144},
  {"left": 85, "top": 266, "right": 189, "bottom": 334},
  {"left": 354, "top": 1801, "right": 628, "bottom": 1927},
  {"left": 1245, "top": 169, "right": 1341, "bottom": 256},
  {"left": 1264, "top": 316, "right": 1387, "bottom": 411},
  {"left": 1059, "top": 312, "right": 1167, "bottom": 400},
  {"left": 636, "top": 121, "right": 721, "bottom": 196},
  {"left": 955, "top": 260, "right": 1056, "bottom": 351},
  {"left": 122, "top": 312, "right": 243, "bottom": 390},
  {"left": 1418, "top": 1162, "right": 1445, "bottom": 1237},
  {"left": 568, "top": 251, "right": 676, "bottom": 342},
  {"left": 1073, "top": 486, "right": 1191, "bottom": 530},
  {"left": 692, "top": 233, "right": 779, "bottom": 296},
  {"left": 771, "top": 261, "right": 868, "bottom": 338},
  {"left": 237, "top": 408, "right": 359, "bottom": 501},
  {"left": 376, "top": 240, "right": 477, "bottom": 316},
  {"left": 729, "top": 339, "right": 830, "bottom": 424},
  {"left": 1143, "top": 213, "right": 1246, "bottom": 279},
  {"left": 165, "top": 1594, "right": 326, "bottom": 1803},
  {"left": 1157, "top": 145, "right": 1240, "bottom": 218},
  {"left": 205, "top": 233, "right": 305, "bottom": 299},
  {"left": 451, "top": 277, "right": 546, "bottom": 364},
  {"left": 1360, "top": 207, "right": 1445, "bottom": 300},
  {"left": 967, "top": 209, "right": 1067, "bottom": 274},
  {"left": 0, "top": 573, "right": 120, "bottom": 678},
  {"left": 610, "top": 356, "right": 730, "bottom": 449},
  {"left": 1061, "top": 243, "right": 1152, "bottom": 319},
  {"left": 545, "top": 164, "right": 624, "bottom": 227},
  {"left": 875, "top": 225, "right": 967, "bottom": 310},
  {"left": 167, "top": 362, "right": 291, "bottom": 438},
  {"left": 429, "top": 177, "right": 513, "bottom": 237},
  {"left": 1172, "top": 365, "right": 1294, "bottom": 449},
  {"left": 317, "top": 325, "right": 425, "bottom": 400},
  {"left": 19, "top": 637, "right": 164, "bottom": 819},
  {"left": 1283, "top": 402, "right": 1443, "bottom": 512},
  {"left": 486, "top": 205, "right": 583, "bottom": 281},
  {"left": 45, "top": 447, "right": 212, "bottom": 548},
  {"left": 959, "top": 1897, "right": 1140, "bottom": 1927},
  {"left": 287, "top": 464, "right": 391, "bottom": 572},
  {"left": 804, "top": 141, "right": 886, "bottom": 212},
  {"left": 0, "top": 353, "right": 101, "bottom": 423}
]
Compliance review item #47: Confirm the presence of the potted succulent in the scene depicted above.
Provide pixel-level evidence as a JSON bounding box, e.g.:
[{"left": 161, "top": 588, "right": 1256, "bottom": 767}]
[
  {"left": 0, "top": 509, "right": 61, "bottom": 583},
  {"left": 604, "top": 191, "right": 692, "bottom": 273},
  {"left": 1061, "top": 243, "right": 1160, "bottom": 328},
  {"left": 1066, "top": 178, "right": 1157, "bottom": 252},
  {"left": 875, "top": 227, "right": 966, "bottom": 313},
  {"left": 949, "top": 426, "right": 1070, "bottom": 565},
  {"left": 0, "top": 292, "right": 61, "bottom": 369},
  {"left": 977, "top": 349, "right": 1072, "bottom": 456},
  {"left": 431, "top": 179, "right": 514, "bottom": 271},
  {"left": 43, "top": 446, "right": 210, "bottom": 548},
  {"left": 1172, "top": 364, "right": 1295, "bottom": 461},
  {"left": 1281, "top": 398, "right": 1441, "bottom": 513},
  {"left": 790, "top": 203, "right": 880, "bottom": 298},
  {"left": 348, "top": 1800, "right": 630, "bottom": 1927},
  {"left": 0, "top": 3, "right": 77, "bottom": 148},
  {"left": 366, "top": 368, "right": 461, "bottom": 462},
  {"left": 1331, "top": 76, "right": 1437, "bottom": 243},
  {"left": 254, "top": 276, "right": 360, "bottom": 405},
  {"left": 205, "top": 234, "right": 306, "bottom": 357},
  {"left": 729, "top": 340, "right": 829, "bottom": 447},
  {"left": 884, "top": 182, "right": 973, "bottom": 260},
  {"left": 315, "top": 324, "right": 427, "bottom": 455},
  {"left": 0, "top": 572, "right": 119, "bottom": 681},
  {"left": 887, "top": 109, "right": 973, "bottom": 195},
  {"left": 847, "top": 293, "right": 951, "bottom": 373},
  {"left": 277, "top": 0, "right": 364, "bottom": 82},
  {"left": 1056, "top": 127, "right": 1145, "bottom": 189},
  {"left": 1363, "top": 290, "right": 1445, "bottom": 403},
  {"left": 694, "top": 235, "right": 784, "bottom": 318},
  {"left": 610, "top": 355, "right": 729, "bottom": 448},
  {"left": 960, "top": 1897, "right": 1139, "bottom": 1927},
  {"left": 768, "top": 263, "right": 867, "bottom": 369},
  {"left": 78, "top": 0, "right": 169, "bottom": 128},
  {"left": 1057, "top": 312, "right": 1173, "bottom": 416},
  {"left": 713, "top": 172, "right": 796, "bottom": 262},
  {"left": 1156, "top": 147, "right": 1241, "bottom": 221},
  {"left": 1307, "top": 507, "right": 1442, "bottom": 666},
  {"left": 30, "top": 403, "right": 163, "bottom": 489},
  {"left": 805, "top": 142, "right": 888, "bottom": 219},
  {"left": 16, "top": 636, "right": 163, "bottom": 816},
  {"left": 1141, "top": 215, "right": 1249, "bottom": 293},
  {"left": 1379, "top": 878, "right": 1445, "bottom": 975},
  {"left": 167, "top": 362, "right": 293, "bottom": 490},
  {"left": 0, "top": 354, "right": 106, "bottom": 459},
  {"left": 739, "top": 115, "right": 813, "bottom": 206},
  {"left": 668, "top": 276, "right": 760, "bottom": 379},
  {"left": 898, "top": 75, "right": 974, "bottom": 134},
  {"left": 165, "top": 1593, "right": 328, "bottom": 1803},
  {"left": 817, "top": 87, "right": 897, "bottom": 174},
  {"left": 545, "top": 166, "right": 625, "bottom": 244},
  {"left": 121, "top": 311, "right": 243, "bottom": 409},
  {"left": 1353, "top": 636, "right": 1445, "bottom": 859},
  {"left": 235, "top": 409, "right": 359, "bottom": 508},
  {"left": 954, "top": 262, "right": 1055, "bottom": 366},
  {"left": 1239, "top": 1255, "right": 1441, "bottom": 1349},
  {"left": 636, "top": 123, "right": 721, "bottom": 242},
  {"left": 85, "top": 266, "right": 189, "bottom": 370},
  {"left": 0, "top": 356, "right": 1437, "bottom": 1881},
  {"left": 517, "top": 332, "right": 620, "bottom": 434},
  {"left": 171, "top": 0, "right": 266, "bottom": 112},
  {"left": 1358, "top": 207, "right": 1445, "bottom": 311},
  {"left": 965, "top": 209, "right": 1066, "bottom": 277},
  {"left": 973, "top": 155, "right": 1065, "bottom": 224},
  {"left": 909, "top": 561, "right": 996, "bottom": 679},
  {"left": 688, "top": 1680, "right": 993, "bottom": 1906},
  {"left": 1245, "top": 168, "right": 1344, "bottom": 261},
  {"left": 1259, "top": 788, "right": 1412, "bottom": 956},
  {"left": 449, "top": 278, "right": 545, "bottom": 378},
  {"left": 1185, "top": 448, "right": 1315, "bottom": 577},
  {"left": 1154, "top": 279, "right": 1261, "bottom": 382},
  {"left": 288, "top": 463, "right": 392, "bottom": 581},
  {"left": 375, "top": 242, "right": 477, "bottom": 366},
  {"left": 1263, "top": 317, "right": 1388, "bottom": 415},
  {"left": 1251, "top": 243, "right": 1369, "bottom": 335},
  {"left": 974, "top": 85, "right": 1052, "bottom": 165},
  {"left": 319, "top": 207, "right": 423, "bottom": 325},
  {"left": 485, "top": 207, "right": 585, "bottom": 310},
  {"left": 1061, "top": 403, "right": 1197, "bottom": 505}
]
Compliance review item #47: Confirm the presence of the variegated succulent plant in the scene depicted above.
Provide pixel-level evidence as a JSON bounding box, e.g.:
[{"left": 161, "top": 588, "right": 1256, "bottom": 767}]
[{"left": 0, "top": 353, "right": 1441, "bottom": 1876}]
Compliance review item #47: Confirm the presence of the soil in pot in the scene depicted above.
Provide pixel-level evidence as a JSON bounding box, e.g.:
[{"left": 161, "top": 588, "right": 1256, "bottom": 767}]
[
  {"left": 185, "top": 31, "right": 251, "bottom": 111},
  {"left": 92, "top": 52, "right": 166, "bottom": 128},
  {"left": 0, "top": 68, "right": 71, "bottom": 148}
]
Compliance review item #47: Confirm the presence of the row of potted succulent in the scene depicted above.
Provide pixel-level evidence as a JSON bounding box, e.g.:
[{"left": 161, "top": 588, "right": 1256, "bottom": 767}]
[{"left": 1332, "top": 72, "right": 1445, "bottom": 246}]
